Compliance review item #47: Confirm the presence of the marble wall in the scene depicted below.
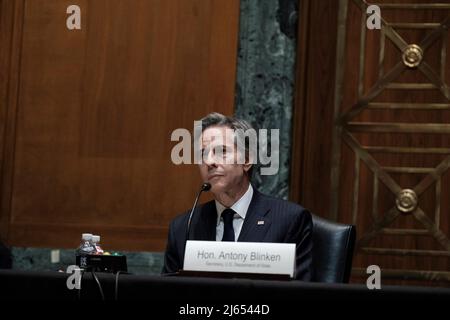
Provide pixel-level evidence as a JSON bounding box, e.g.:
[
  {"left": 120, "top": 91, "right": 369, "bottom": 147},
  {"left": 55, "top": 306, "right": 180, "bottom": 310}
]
[
  {"left": 11, "top": 247, "right": 164, "bottom": 275},
  {"left": 8, "top": 0, "right": 299, "bottom": 273},
  {"left": 235, "top": 0, "right": 298, "bottom": 200}
]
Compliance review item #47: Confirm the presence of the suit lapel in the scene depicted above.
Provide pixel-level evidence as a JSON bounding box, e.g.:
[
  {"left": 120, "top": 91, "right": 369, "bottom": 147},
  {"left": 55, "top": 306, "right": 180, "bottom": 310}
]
[
  {"left": 191, "top": 200, "right": 216, "bottom": 241},
  {"left": 238, "top": 190, "right": 272, "bottom": 242}
]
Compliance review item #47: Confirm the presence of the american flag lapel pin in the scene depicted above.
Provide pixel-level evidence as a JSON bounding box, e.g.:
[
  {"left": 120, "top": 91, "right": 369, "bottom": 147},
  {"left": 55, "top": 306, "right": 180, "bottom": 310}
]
[{"left": 257, "top": 220, "right": 265, "bottom": 225}]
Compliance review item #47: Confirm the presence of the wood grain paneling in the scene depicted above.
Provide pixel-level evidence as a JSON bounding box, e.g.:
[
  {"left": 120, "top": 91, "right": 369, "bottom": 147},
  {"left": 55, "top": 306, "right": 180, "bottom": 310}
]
[
  {"left": 291, "top": 0, "right": 339, "bottom": 211},
  {"left": 292, "top": 0, "right": 450, "bottom": 286},
  {"left": 0, "top": 0, "right": 239, "bottom": 251},
  {"left": 0, "top": 0, "right": 25, "bottom": 243}
]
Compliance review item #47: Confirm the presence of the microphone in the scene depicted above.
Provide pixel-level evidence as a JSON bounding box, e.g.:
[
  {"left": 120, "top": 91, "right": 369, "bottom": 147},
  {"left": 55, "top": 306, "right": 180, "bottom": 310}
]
[{"left": 185, "top": 182, "right": 211, "bottom": 243}]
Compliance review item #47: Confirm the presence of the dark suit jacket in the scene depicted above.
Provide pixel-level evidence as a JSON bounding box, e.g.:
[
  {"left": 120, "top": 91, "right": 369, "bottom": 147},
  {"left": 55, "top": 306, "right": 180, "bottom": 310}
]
[{"left": 162, "top": 189, "right": 313, "bottom": 281}]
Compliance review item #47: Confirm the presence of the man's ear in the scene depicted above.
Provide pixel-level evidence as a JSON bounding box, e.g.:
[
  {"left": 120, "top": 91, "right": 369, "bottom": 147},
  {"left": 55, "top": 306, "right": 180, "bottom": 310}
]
[
  {"left": 243, "top": 163, "right": 252, "bottom": 172},
  {"left": 243, "top": 148, "right": 254, "bottom": 173}
]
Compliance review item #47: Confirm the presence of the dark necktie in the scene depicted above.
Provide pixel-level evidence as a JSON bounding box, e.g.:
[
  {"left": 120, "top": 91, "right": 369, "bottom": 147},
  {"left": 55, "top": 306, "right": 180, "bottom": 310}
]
[{"left": 221, "top": 208, "right": 235, "bottom": 241}]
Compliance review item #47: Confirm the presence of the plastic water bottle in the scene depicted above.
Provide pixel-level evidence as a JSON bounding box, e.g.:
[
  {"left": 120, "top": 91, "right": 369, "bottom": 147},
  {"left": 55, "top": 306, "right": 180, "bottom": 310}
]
[
  {"left": 76, "top": 233, "right": 95, "bottom": 268},
  {"left": 76, "top": 233, "right": 94, "bottom": 255},
  {"left": 91, "top": 235, "right": 104, "bottom": 255}
]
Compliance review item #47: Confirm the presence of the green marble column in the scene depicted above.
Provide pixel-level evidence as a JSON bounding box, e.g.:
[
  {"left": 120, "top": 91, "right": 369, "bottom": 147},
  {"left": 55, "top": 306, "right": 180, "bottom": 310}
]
[{"left": 235, "top": 0, "right": 299, "bottom": 199}]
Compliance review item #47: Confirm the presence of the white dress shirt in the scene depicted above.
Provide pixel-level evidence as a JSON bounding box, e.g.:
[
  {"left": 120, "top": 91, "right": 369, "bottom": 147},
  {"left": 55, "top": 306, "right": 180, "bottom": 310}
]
[{"left": 215, "top": 184, "right": 253, "bottom": 241}]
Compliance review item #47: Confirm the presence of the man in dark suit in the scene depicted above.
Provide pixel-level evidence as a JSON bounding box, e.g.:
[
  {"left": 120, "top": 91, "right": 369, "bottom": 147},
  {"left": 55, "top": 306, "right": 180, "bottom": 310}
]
[{"left": 162, "top": 113, "right": 313, "bottom": 281}]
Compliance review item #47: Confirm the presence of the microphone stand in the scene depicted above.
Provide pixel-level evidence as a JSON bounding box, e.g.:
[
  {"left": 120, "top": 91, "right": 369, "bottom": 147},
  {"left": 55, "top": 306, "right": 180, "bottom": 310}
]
[{"left": 185, "top": 183, "right": 211, "bottom": 244}]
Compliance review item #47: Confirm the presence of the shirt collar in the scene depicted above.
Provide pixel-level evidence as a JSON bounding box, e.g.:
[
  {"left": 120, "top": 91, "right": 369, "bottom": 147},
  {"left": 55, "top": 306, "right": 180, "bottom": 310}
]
[{"left": 215, "top": 184, "right": 253, "bottom": 226}]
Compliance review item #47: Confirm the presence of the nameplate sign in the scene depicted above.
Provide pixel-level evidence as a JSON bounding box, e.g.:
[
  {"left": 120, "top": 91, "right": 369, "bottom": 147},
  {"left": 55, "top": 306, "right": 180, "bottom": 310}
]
[{"left": 183, "top": 240, "right": 295, "bottom": 277}]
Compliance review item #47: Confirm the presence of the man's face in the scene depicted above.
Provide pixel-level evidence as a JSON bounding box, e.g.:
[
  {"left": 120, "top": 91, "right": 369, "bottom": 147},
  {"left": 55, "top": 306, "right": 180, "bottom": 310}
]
[{"left": 199, "top": 126, "right": 251, "bottom": 194}]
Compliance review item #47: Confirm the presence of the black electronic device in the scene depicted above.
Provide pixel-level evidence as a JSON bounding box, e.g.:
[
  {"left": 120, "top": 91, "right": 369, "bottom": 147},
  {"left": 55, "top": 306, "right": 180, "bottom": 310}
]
[{"left": 76, "top": 254, "right": 127, "bottom": 273}]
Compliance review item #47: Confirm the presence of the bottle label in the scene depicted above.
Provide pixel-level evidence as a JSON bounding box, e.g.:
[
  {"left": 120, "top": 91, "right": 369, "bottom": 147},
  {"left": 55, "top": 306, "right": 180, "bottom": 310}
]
[{"left": 81, "top": 246, "right": 93, "bottom": 253}]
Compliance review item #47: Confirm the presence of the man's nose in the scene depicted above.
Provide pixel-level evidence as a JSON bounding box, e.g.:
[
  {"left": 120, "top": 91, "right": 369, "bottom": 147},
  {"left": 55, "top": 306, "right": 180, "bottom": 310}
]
[{"left": 203, "top": 149, "right": 216, "bottom": 166}]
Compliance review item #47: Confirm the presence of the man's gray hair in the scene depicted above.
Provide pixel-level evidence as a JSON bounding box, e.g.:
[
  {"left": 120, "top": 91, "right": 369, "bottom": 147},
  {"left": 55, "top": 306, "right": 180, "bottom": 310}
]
[{"left": 196, "top": 112, "right": 256, "bottom": 179}]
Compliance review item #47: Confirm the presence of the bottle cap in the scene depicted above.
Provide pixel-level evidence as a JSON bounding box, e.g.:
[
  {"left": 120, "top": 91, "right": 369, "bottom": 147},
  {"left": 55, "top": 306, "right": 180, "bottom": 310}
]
[
  {"left": 92, "top": 235, "right": 100, "bottom": 243},
  {"left": 82, "top": 233, "right": 93, "bottom": 240}
]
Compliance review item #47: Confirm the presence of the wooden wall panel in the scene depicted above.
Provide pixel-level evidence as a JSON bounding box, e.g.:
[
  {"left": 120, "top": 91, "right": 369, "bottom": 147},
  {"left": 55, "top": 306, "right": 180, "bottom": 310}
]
[
  {"left": 292, "top": 0, "right": 450, "bottom": 286},
  {"left": 0, "top": 0, "right": 239, "bottom": 251},
  {"left": 291, "top": 0, "right": 339, "bottom": 215},
  {"left": 0, "top": 0, "right": 24, "bottom": 243}
]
